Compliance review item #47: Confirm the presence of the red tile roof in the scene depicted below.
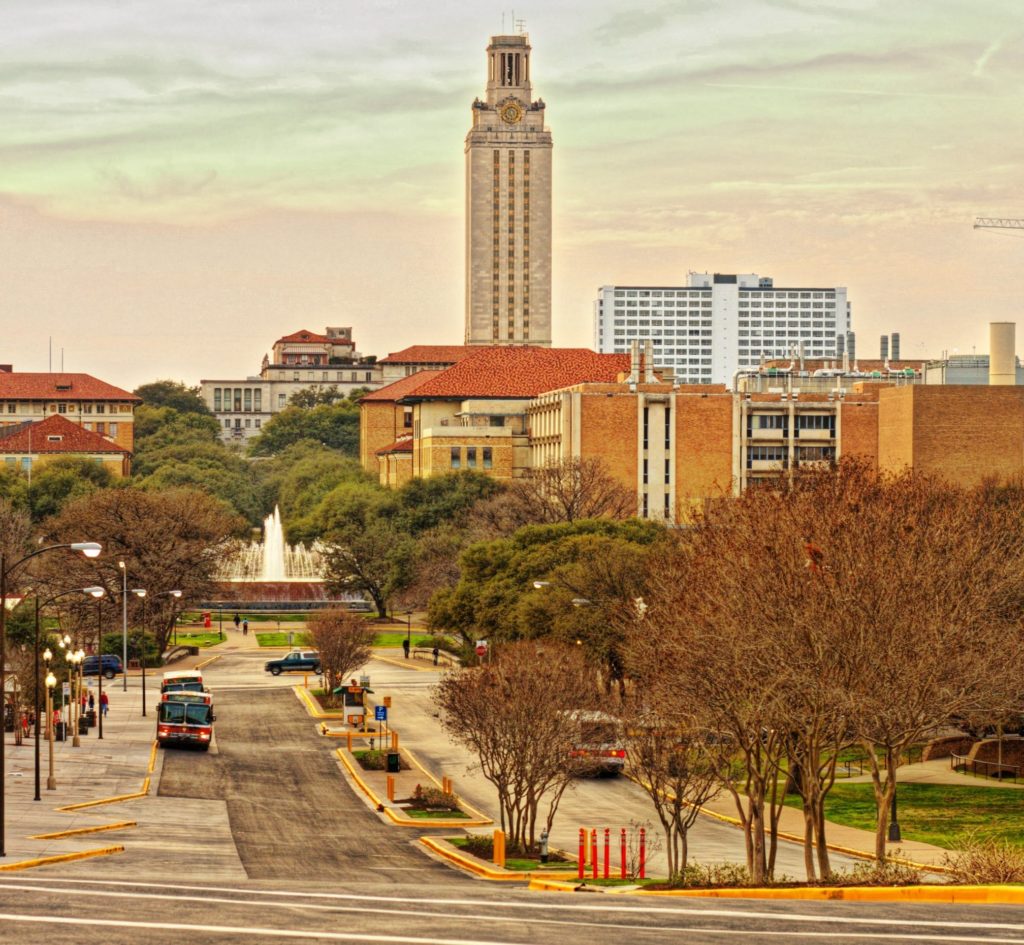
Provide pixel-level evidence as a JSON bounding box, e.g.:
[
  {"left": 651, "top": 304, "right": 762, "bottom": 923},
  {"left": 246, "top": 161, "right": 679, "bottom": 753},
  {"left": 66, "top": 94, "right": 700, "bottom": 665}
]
[
  {"left": 379, "top": 345, "right": 475, "bottom": 365},
  {"left": 359, "top": 370, "right": 442, "bottom": 403},
  {"left": 375, "top": 434, "right": 414, "bottom": 455},
  {"left": 276, "top": 330, "right": 352, "bottom": 346},
  {"left": 401, "top": 347, "right": 632, "bottom": 400},
  {"left": 0, "top": 415, "right": 130, "bottom": 455},
  {"left": 0, "top": 373, "right": 139, "bottom": 402}
]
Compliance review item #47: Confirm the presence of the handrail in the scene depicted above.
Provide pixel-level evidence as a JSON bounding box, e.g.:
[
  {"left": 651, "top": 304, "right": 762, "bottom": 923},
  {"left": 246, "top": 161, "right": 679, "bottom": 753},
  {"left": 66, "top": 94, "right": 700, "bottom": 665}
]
[{"left": 950, "top": 751, "right": 1020, "bottom": 783}]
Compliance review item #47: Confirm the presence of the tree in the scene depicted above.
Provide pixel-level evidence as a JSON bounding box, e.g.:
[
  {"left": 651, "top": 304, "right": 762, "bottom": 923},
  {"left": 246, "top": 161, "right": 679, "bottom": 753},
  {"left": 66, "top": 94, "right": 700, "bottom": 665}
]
[
  {"left": 619, "top": 699, "right": 722, "bottom": 880},
  {"left": 25, "top": 457, "right": 115, "bottom": 522},
  {"left": 248, "top": 403, "right": 360, "bottom": 458},
  {"left": 132, "top": 404, "right": 221, "bottom": 449},
  {"left": 499, "top": 458, "right": 634, "bottom": 525},
  {"left": 434, "top": 641, "right": 597, "bottom": 851},
  {"left": 308, "top": 608, "right": 375, "bottom": 693},
  {"left": 134, "top": 380, "right": 212, "bottom": 415},
  {"left": 40, "top": 488, "right": 242, "bottom": 653}
]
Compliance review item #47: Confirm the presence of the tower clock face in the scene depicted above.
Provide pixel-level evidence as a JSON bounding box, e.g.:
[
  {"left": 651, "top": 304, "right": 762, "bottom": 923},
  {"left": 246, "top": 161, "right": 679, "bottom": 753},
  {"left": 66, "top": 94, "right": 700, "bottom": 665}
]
[{"left": 500, "top": 102, "right": 523, "bottom": 124}]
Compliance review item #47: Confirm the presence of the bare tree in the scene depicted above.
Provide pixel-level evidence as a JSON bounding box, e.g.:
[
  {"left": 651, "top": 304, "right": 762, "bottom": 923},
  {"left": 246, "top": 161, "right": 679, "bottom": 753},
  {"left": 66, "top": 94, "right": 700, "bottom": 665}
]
[
  {"left": 433, "top": 641, "right": 597, "bottom": 851},
  {"left": 619, "top": 698, "right": 722, "bottom": 879},
  {"left": 308, "top": 608, "right": 375, "bottom": 693}
]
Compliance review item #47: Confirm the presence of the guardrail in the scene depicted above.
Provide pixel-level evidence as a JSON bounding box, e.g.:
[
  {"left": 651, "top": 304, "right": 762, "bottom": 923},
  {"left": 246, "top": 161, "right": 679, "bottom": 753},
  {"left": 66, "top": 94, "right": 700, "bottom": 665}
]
[
  {"left": 411, "top": 647, "right": 459, "bottom": 668},
  {"left": 161, "top": 645, "right": 198, "bottom": 664},
  {"left": 950, "top": 752, "right": 1021, "bottom": 783},
  {"left": 837, "top": 745, "right": 924, "bottom": 779}
]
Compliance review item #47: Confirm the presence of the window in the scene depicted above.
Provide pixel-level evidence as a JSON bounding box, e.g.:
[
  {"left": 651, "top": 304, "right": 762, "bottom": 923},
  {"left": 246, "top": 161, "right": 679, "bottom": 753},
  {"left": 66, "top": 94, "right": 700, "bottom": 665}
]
[
  {"left": 466, "top": 447, "right": 477, "bottom": 469},
  {"left": 244, "top": 389, "right": 252, "bottom": 412},
  {"left": 47, "top": 435, "right": 63, "bottom": 443},
  {"left": 95, "top": 422, "right": 105, "bottom": 434},
  {"left": 108, "top": 423, "right": 118, "bottom": 437},
  {"left": 489, "top": 416, "right": 504, "bottom": 428},
  {"left": 756, "top": 414, "right": 787, "bottom": 429},
  {"left": 255, "top": 419, "right": 261, "bottom": 428},
  {"left": 57, "top": 403, "right": 67, "bottom": 414},
  {"left": 214, "top": 389, "right": 222, "bottom": 411},
  {"left": 95, "top": 404, "right": 105, "bottom": 414},
  {"left": 483, "top": 447, "right": 493, "bottom": 469},
  {"left": 365, "top": 373, "right": 373, "bottom": 383},
  {"left": 254, "top": 390, "right": 262, "bottom": 411},
  {"left": 403, "top": 408, "right": 413, "bottom": 429},
  {"left": 224, "top": 420, "right": 231, "bottom": 429},
  {"left": 5, "top": 403, "right": 14, "bottom": 414},
  {"left": 245, "top": 419, "right": 251, "bottom": 428},
  {"left": 278, "top": 394, "right": 287, "bottom": 408},
  {"left": 450, "top": 448, "right": 461, "bottom": 470}
]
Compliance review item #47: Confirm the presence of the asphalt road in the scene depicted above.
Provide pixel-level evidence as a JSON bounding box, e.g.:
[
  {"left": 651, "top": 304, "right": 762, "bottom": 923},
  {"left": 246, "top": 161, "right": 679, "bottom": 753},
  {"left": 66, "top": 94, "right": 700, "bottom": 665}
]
[
  {"left": 158, "top": 685, "right": 455, "bottom": 882},
  {"left": 1, "top": 875, "right": 1024, "bottom": 944}
]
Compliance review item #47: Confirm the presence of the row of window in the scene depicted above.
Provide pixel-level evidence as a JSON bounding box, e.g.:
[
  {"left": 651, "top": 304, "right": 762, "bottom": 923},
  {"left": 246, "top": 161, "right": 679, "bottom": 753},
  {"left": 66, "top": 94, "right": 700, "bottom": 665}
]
[
  {"left": 449, "top": 446, "right": 493, "bottom": 470},
  {"left": 746, "top": 445, "right": 837, "bottom": 468},
  {"left": 224, "top": 418, "right": 262, "bottom": 430},
  {"left": 612, "top": 290, "right": 836, "bottom": 299},
  {"left": 1, "top": 402, "right": 130, "bottom": 415}
]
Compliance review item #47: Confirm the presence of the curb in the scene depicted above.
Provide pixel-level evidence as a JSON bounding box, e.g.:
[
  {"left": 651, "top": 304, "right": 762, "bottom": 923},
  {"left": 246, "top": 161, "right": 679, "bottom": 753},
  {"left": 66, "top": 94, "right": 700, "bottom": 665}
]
[
  {"left": 372, "top": 653, "right": 438, "bottom": 673},
  {"left": 527, "top": 878, "right": 1024, "bottom": 904},
  {"left": 0, "top": 845, "right": 125, "bottom": 872},
  {"left": 57, "top": 740, "right": 157, "bottom": 811},
  {"left": 335, "top": 749, "right": 493, "bottom": 828},
  {"left": 294, "top": 686, "right": 345, "bottom": 720},
  {"left": 29, "top": 821, "right": 136, "bottom": 841},
  {"left": 420, "top": 836, "right": 579, "bottom": 882}
]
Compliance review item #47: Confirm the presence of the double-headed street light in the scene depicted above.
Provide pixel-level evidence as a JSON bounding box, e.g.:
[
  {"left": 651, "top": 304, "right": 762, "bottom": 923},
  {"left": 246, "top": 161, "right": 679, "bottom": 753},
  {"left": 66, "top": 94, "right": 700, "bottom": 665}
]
[
  {"left": 131, "top": 589, "right": 181, "bottom": 717},
  {"left": 43, "top": 653, "right": 57, "bottom": 792},
  {"left": 0, "top": 541, "right": 100, "bottom": 857},
  {"left": 83, "top": 587, "right": 105, "bottom": 740}
]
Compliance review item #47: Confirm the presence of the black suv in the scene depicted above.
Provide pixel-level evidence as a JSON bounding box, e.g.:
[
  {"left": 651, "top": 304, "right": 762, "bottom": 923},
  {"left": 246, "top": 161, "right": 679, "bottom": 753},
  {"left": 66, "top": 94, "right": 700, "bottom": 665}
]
[
  {"left": 264, "top": 650, "right": 322, "bottom": 676},
  {"left": 82, "top": 655, "right": 124, "bottom": 679}
]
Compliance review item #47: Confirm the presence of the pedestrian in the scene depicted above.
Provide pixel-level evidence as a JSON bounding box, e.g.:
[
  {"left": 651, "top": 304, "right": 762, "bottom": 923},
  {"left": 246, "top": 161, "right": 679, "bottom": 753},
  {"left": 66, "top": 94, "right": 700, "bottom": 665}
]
[
  {"left": 402, "top": 637, "right": 410, "bottom": 659},
  {"left": 233, "top": 613, "right": 240, "bottom": 629},
  {"left": 432, "top": 646, "right": 439, "bottom": 666},
  {"left": 21, "top": 712, "right": 29, "bottom": 739},
  {"left": 100, "top": 691, "right": 109, "bottom": 717},
  {"left": 242, "top": 619, "right": 249, "bottom": 636},
  {"left": 88, "top": 691, "right": 95, "bottom": 712},
  {"left": 80, "top": 690, "right": 87, "bottom": 711}
]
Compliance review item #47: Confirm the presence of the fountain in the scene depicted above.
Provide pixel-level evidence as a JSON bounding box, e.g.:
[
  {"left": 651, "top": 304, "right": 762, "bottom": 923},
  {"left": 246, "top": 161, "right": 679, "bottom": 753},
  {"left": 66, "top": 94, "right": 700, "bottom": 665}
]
[{"left": 214, "top": 506, "right": 338, "bottom": 604}]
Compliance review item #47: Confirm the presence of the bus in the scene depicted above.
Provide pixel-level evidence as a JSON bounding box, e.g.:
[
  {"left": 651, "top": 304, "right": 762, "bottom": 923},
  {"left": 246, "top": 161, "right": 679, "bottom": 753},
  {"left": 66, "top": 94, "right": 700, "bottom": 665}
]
[
  {"left": 565, "top": 711, "right": 626, "bottom": 777},
  {"left": 159, "top": 690, "right": 212, "bottom": 706},
  {"left": 157, "top": 698, "right": 215, "bottom": 750},
  {"left": 161, "top": 670, "right": 203, "bottom": 692}
]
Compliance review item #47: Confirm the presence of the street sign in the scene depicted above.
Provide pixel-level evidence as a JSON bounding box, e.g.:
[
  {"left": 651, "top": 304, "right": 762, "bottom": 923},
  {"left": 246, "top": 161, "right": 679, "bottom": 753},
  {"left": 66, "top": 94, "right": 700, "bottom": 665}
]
[
  {"left": 475, "top": 640, "right": 488, "bottom": 657},
  {"left": 375, "top": 705, "right": 387, "bottom": 722},
  {"left": 62, "top": 683, "right": 70, "bottom": 698}
]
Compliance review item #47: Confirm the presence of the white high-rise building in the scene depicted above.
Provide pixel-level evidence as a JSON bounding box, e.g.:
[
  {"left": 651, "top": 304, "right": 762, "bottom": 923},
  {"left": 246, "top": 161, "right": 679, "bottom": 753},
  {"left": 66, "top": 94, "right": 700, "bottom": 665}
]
[{"left": 594, "top": 273, "right": 851, "bottom": 387}]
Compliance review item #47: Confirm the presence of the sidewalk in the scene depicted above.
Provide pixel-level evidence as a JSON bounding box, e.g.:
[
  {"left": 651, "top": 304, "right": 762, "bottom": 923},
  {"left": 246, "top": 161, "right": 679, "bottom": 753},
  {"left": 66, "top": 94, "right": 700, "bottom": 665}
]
[
  {"left": 2, "top": 678, "right": 155, "bottom": 866},
  {"left": 843, "top": 757, "right": 1024, "bottom": 790}
]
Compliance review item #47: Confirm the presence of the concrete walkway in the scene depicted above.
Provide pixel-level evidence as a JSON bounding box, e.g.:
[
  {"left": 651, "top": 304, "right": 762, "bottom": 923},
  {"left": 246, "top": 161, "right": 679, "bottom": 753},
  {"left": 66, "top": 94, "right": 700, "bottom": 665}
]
[{"left": 842, "top": 757, "right": 1024, "bottom": 789}]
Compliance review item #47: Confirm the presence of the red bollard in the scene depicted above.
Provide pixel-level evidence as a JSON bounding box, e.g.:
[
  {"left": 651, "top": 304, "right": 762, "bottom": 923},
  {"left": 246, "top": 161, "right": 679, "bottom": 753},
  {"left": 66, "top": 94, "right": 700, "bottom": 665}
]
[
  {"left": 639, "top": 827, "right": 646, "bottom": 880},
  {"left": 578, "top": 829, "right": 585, "bottom": 879},
  {"left": 620, "top": 827, "right": 627, "bottom": 878},
  {"left": 603, "top": 828, "right": 610, "bottom": 879},
  {"left": 591, "top": 828, "right": 598, "bottom": 880}
]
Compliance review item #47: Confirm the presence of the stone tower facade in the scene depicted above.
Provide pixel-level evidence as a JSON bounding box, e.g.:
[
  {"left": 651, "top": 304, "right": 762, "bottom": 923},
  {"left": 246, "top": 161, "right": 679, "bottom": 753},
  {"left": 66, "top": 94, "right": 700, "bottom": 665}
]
[{"left": 465, "top": 34, "right": 552, "bottom": 347}]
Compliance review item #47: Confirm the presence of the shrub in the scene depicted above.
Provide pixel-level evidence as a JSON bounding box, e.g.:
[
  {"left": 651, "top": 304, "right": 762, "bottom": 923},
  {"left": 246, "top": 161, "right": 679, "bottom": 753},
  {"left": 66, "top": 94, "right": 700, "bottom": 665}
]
[
  {"left": 828, "top": 857, "right": 921, "bottom": 887},
  {"left": 674, "top": 862, "right": 752, "bottom": 888},
  {"left": 410, "top": 783, "right": 458, "bottom": 810},
  {"left": 354, "top": 750, "right": 388, "bottom": 770},
  {"left": 942, "top": 834, "right": 1024, "bottom": 884}
]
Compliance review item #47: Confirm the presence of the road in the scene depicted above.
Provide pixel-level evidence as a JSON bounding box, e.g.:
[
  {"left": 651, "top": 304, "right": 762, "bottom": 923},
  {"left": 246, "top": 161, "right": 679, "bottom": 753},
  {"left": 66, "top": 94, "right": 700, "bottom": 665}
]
[
  {"left": 4, "top": 646, "right": 1020, "bottom": 943},
  {"left": 2, "top": 874, "right": 1024, "bottom": 943}
]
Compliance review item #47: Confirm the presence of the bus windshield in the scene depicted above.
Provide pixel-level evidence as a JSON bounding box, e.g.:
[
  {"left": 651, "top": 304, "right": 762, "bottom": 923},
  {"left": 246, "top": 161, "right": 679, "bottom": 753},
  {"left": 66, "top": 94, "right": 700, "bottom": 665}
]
[{"left": 159, "top": 702, "right": 212, "bottom": 726}]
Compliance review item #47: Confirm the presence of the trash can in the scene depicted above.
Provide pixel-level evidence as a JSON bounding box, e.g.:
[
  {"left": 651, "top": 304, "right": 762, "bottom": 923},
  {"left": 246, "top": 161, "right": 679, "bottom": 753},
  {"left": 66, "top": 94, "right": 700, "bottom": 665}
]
[
  {"left": 86, "top": 709, "right": 97, "bottom": 728},
  {"left": 54, "top": 721, "right": 66, "bottom": 742},
  {"left": 78, "top": 717, "right": 89, "bottom": 735},
  {"left": 386, "top": 751, "right": 401, "bottom": 773}
]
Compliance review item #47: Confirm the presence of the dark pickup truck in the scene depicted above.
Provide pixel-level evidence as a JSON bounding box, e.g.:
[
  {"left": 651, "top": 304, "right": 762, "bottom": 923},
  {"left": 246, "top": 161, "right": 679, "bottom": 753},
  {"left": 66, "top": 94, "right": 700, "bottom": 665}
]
[{"left": 264, "top": 650, "right": 322, "bottom": 676}]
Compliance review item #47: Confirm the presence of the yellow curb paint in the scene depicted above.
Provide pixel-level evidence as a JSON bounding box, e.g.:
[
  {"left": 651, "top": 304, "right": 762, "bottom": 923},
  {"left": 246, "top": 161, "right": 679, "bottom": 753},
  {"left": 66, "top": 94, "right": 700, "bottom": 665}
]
[
  {"left": 0, "top": 846, "right": 125, "bottom": 872},
  {"left": 195, "top": 654, "right": 221, "bottom": 670},
  {"left": 335, "top": 749, "right": 492, "bottom": 829},
  {"left": 30, "top": 822, "right": 136, "bottom": 841},
  {"left": 147, "top": 740, "right": 158, "bottom": 775},
  {"left": 420, "top": 837, "right": 579, "bottom": 882},
  {"left": 294, "top": 686, "right": 344, "bottom": 719},
  {"left": 526, "top": 879, "right": 1024, "bottom": 905},
  {"left": 57, "top": 790, "right": 148, "bottom": 812},
  {"left": 401, "top": 744, "right": 493, "bottom": 824},
  {"left": 372, "top": 654, "right": 438, "bottom": 673}
]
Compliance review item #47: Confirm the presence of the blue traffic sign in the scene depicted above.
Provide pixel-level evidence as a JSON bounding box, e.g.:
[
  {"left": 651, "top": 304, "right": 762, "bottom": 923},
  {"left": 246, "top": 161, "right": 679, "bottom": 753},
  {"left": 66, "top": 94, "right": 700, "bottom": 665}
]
[{"left": 375, "top": 705, "right": 387, "bottom": 722}]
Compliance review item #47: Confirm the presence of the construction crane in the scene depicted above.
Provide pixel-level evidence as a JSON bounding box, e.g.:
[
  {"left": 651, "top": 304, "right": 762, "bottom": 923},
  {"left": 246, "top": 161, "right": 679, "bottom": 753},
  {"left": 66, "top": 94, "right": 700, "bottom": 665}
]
[{"left": 974, "top": 218, "right": 1024, "bottom": 230}]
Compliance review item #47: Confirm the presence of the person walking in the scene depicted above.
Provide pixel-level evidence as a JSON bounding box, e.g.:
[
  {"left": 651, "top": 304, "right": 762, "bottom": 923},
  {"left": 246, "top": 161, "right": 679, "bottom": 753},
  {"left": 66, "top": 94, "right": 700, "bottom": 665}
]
[
  {"left": 402, "top": 637, "right": 410, "bottom": 660},
  {"left": 233, "top": 613, "right": 241, "bottom": 629},
  {"left": 242, "top": 619, "right": 249, "bottom": 636},
  {"left": 432, "top": 646, "right": 439, "bottom": 666},
  {"left": 88, "top": 691, "right": 95, "bottom": 713},
  {"left": 100, "top": 691, "right": 109, "bottom": 717}
]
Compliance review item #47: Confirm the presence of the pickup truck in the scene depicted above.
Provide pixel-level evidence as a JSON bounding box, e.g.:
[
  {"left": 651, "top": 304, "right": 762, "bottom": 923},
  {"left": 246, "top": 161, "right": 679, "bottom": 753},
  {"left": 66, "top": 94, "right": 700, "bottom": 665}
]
[{"left": 264, "top": 650, "right": 322, "bottom": 676}]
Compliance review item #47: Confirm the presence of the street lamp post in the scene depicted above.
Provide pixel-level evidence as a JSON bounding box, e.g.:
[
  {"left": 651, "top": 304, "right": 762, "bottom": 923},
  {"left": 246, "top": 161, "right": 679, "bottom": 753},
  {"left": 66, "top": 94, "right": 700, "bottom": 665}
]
[
  {"left": 131, "top": 589, "right": 180, "bottom": 718},
  {"left": 0, "top": 540, "right": 100, "bottom": 855},
  {"left": 888, "top": 786, "right": 901, "bottom": 843},
  {"left": 68, "top": 650, "right": 82, "bottom": 747},
  {"left": 44, "top": 659, "right": 56, "bottom": 792},
  {"left": 118, "top": 561, "right": 128, "bottom": 692},
  {"left": 83, "top": 587, "right": 105, "bottom": 740}
]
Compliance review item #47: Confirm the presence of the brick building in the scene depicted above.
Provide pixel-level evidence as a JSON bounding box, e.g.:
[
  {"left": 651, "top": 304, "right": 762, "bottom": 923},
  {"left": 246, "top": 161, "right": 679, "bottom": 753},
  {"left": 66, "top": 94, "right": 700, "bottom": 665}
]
[
  {"left": 0, "top": 369, "right": 140, "bottom": 453},
  {"left": 0, "top": 414, "right": 132, "bottom": 477}
]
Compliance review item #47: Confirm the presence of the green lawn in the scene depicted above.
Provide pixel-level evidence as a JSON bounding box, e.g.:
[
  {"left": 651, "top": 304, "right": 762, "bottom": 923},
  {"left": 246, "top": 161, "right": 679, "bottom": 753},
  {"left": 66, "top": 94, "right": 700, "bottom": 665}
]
[
  {"left": 172, "top": 632, "right": 225, "bottom": 649},
  {"left": 405, "top": 809, "right": 470, "bottom": 820},
  {"left": 183, "top": 611, "right": 309, "bottom": 624},
  {"left": 255, "top": 632, "right": 312, "bottom": 647},
  {"left": 784, "top": 783, "right": 1024, "bottom": 849}
]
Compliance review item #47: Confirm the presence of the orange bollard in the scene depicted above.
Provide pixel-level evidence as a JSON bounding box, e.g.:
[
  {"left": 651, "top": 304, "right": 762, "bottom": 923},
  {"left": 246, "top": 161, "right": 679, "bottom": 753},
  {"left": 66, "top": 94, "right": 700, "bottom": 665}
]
[
  {"left": 578, "top": 828, "right": 586, "bottom": 879},
  {"left": 620, "top": 827, "right": 627, "bottom": 878},
  {"left": 386, "top": 775, "right": 395, "bottom": 802},
  {"left": 493, "top": 830, "right": 506, "bottom": 868},
  {"left": 603, "top": 827, "right": 610, "bottom": 879},
  {"left": 346, "top": 732, "right": 353, "bottom": 751},
  {"left": 591, "top": 829, "right": 598, "bottom": 880},
  {"left": 391, "top": 730, "right": 399, "bottom": 750}
]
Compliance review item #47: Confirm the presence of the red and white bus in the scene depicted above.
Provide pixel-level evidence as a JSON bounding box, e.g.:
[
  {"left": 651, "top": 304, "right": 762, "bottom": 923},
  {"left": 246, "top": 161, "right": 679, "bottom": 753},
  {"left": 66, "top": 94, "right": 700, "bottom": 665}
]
[{"left": 157, "top": 698, "right": 215, "bottom": 750}]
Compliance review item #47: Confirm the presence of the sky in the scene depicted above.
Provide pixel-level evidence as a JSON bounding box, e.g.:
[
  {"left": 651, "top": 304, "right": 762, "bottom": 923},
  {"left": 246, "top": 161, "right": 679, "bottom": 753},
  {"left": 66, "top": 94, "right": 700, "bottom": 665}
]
[{"left": 2, "top": 0, "right": 1023, "bottom": 388}]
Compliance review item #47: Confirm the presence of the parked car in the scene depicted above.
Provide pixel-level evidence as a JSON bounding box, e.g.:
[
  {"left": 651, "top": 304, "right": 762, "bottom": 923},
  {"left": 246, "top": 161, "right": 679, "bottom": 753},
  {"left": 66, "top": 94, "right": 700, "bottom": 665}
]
[
  {"left": 264, "top": 650, "right": 322, "bottom": 676},
  {"left": 82, "top": 655, "right": 123, "bottom": 679}
]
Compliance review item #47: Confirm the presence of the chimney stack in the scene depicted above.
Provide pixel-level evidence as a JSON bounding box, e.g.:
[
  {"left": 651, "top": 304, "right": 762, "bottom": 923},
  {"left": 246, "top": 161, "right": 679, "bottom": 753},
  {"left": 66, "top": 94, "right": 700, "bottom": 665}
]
[{"left": 989, "top": 322, "right": 1016, "bottom": 386}]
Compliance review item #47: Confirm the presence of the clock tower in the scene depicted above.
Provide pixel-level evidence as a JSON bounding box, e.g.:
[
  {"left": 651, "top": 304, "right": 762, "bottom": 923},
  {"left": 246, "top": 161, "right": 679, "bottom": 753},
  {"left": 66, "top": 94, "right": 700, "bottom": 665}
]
[{"left": 465, "top": 33, "right": 552, "bottom": 346}]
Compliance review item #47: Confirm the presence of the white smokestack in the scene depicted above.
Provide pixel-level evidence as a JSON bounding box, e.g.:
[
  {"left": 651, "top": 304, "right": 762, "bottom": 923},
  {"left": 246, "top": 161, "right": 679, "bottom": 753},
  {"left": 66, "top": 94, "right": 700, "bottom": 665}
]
[{"left": 989, "top": 322, "right": 1016, "bottom": 386}]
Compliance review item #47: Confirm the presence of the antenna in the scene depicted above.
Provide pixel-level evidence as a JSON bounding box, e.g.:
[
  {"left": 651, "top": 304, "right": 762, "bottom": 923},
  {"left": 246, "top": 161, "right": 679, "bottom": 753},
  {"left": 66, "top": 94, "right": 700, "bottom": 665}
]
[
  {"left": 49, "top": 336, "right": 52, "bottom": 372},
  {"left": 515, "top": 17, "right": 527, "bottom": 33}
]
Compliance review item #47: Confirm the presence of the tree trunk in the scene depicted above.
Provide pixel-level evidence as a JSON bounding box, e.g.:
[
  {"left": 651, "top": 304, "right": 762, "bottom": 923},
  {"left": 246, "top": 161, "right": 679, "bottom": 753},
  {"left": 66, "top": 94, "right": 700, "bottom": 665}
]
[
  {"left": 802, "top": 804, "right": 817, "bottom": 882},
  {"left": 813, "top": 797, "right": 831, "bottom": 879}
]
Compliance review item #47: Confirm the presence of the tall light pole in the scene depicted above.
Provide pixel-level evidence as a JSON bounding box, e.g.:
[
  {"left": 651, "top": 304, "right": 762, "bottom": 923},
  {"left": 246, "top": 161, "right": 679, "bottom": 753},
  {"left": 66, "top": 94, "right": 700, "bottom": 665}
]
[
  {"left": 118, "top": 561, "right": 128, "bottom": 692},
  {"left": 44, "top": 658, "right": 56, "bottom": 792},
  {"left": 68, "top": 650, "right": 83, "bottom": 747},
  {"left": 83, "top": 587, "right": 105, "bottom": 740},
  {"left": 0, "top": 541, "right": 100, "bottom": 856}
]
